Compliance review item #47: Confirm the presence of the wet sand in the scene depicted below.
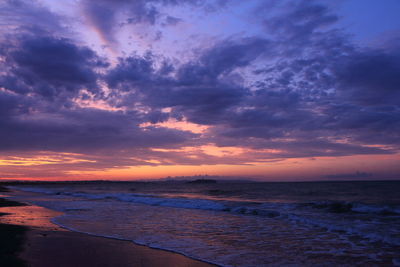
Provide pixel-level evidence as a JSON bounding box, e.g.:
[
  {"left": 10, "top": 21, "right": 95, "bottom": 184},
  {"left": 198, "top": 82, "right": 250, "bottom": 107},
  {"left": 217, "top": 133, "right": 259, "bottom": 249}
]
[
  {"left": 21, "top": 229, "right": 215, "bottom": 267},
  {"left": 0, "top": 190, "right": 217, "bottom": 267}
]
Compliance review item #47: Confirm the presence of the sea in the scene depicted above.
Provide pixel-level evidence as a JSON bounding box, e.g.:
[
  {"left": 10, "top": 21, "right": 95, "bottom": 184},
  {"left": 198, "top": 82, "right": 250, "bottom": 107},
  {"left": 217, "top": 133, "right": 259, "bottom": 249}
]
[{"left": 7, "top": 180, "right": 400, "bottom": 267}]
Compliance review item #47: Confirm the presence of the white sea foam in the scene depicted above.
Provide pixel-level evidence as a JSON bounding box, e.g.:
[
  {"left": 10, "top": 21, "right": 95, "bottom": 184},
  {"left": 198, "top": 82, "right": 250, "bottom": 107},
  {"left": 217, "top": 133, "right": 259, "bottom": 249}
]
[
  {"left": 12, "top": 186, "right": 284, "bottom": 216},
  {"left": 351, "top": 203, "right": 400, "bottom": 215},
  {"left": 285, "top": 213, "right": 400, "bottom": 246}
]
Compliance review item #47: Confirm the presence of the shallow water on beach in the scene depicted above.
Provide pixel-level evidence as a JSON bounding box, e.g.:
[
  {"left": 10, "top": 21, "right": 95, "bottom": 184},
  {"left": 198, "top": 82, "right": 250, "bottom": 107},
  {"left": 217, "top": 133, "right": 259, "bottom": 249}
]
[{"left": 9, "top": 181, "right": 400, "bottom": 266}]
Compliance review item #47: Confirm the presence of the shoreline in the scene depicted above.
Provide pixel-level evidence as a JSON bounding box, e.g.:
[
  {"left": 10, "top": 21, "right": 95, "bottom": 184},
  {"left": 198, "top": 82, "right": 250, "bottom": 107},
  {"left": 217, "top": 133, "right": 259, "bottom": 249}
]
[
  {"left": 51, "top": 223, "right": 223, "bottom": 267},
  {"left": 0, "top": 187, "right": 217, "bottom": 267}
]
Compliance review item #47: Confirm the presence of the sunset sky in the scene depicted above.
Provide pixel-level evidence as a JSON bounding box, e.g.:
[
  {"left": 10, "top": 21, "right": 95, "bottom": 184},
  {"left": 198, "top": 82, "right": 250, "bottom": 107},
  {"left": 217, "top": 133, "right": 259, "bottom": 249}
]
[{"left": 0, "top": 0, "right": 399, "bottom": 181}]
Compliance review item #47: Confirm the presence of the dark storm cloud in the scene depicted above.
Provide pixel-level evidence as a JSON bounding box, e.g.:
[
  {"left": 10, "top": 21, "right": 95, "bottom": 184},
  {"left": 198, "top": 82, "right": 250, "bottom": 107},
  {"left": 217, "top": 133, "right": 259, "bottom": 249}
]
[
  {"left": 0, "top": 34, "right": 108, "bottom": 99},
  {"left": 0, "top": 100, "right": 195, "bottom": 153},
  {"left": 177, "top": 38, "right": 271, "bottom": 83},
  {"left": 335, "top": 49, "right": 400, "bottom": 105},
  {"left": 106, "top": 53, "right": 156, "bottom": 89},
  {"left": 0, "top": 32, "right": 195, "bottom": 158},
  {"left": 106, "top": 37, "right": 269, "bottom": 124}
]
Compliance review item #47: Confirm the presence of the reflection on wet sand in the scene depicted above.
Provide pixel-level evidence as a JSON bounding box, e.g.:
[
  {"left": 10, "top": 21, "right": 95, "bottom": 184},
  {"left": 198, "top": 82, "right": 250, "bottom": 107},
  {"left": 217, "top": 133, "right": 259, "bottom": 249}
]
[{"left": 0, "top": 205, "right": 64, "bottom": 231}]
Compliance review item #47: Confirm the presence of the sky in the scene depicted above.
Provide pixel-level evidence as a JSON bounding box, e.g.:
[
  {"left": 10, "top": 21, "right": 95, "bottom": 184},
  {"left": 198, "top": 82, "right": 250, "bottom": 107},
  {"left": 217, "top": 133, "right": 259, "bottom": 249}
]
[{"left": 0, "top": 0, "right": 399, "bottom": 181}]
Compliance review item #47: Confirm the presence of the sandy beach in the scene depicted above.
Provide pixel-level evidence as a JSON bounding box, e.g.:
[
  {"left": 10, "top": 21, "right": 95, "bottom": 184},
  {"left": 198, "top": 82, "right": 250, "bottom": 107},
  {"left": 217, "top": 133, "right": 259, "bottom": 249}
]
[{"left": 0, "top": 187, "right": 216, "bottom": 267}]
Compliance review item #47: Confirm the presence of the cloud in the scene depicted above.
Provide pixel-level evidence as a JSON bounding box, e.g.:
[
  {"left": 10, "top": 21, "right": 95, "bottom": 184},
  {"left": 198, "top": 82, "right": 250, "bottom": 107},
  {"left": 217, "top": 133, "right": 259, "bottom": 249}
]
[
  {"left": 0, "top": 32, "right": 196, "bottom": 163},
  {"left": 79, "top": 0, "right": 226, "bottom": 46},
  {"left": 0, "top": 0, "right": 66, "bottom": 36},
  {"left": 101, "top": 2, "right": 400, "bottom": 158},
  {"left": 178, "top": 37, "right": 271, "bottom": 83},
  {"left": 0, "top": 102, "right": 195, "bottom": 153},
  {"left": 0, "top": 0, "right": 399, "bottom": 178},
  {"left": 162, "top": 16, "right": 182, "bottom": 26},
  {"left": 103, "top": 38, "right": 272, "bottom": 132},
  {"left": 0, "top": 34, "right": 108, "bottom": 99},
  {"left": 335, "top": 48, "right": 400, "bottom": 105}
]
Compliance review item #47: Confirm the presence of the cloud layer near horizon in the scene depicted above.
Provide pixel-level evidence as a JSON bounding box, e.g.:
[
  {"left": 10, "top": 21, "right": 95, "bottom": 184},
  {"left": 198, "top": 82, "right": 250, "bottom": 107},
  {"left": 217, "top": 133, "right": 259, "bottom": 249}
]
[{"left": 0, "top": 0, "right": 399, "bottom": 179}]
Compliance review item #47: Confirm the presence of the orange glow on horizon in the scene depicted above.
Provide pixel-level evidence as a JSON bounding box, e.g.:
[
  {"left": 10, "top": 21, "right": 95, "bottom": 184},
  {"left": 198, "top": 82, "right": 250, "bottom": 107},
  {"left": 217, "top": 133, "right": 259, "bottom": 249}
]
[
  {"left": 56, "top": 153, "right": 400, "bottom": 181},
  {"left": 0, "top": 150, "right": 399, "bottom": 181}
]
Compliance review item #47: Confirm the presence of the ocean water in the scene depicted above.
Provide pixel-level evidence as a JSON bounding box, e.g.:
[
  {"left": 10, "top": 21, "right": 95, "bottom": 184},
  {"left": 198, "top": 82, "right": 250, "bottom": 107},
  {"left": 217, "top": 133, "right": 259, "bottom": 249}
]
[{"left": 9, "top": 181, "right": 400, "bottom": 266}]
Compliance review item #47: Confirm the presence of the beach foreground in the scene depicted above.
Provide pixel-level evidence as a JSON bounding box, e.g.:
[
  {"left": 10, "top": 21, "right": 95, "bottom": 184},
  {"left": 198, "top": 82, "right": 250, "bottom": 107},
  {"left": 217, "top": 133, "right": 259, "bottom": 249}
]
[
  {"left": 0, "top": 195, "right": 28, "bottom": 266},
  {"left": 3, "top": 181, "right": 400, "bottom": 266},
  {"left": 0, "top": 187, "right": 216, "bottom": 267}
]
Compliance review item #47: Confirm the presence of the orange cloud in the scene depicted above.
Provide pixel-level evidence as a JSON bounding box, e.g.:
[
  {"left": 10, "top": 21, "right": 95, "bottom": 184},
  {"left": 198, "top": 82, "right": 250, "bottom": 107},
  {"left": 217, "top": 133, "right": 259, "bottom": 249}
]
[
  {"left": 0, "top": 152, "right": 96, "bottom": 167},
  {"left": 139, "top": 118, "right": 209, "bottom": 134}
]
